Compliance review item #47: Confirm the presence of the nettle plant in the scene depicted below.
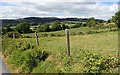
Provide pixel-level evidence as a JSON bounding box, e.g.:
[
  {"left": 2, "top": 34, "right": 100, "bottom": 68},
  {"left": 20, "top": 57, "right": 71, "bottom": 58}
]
[{"left": 81, "top": 50, "right": 119, "bottom": 73}]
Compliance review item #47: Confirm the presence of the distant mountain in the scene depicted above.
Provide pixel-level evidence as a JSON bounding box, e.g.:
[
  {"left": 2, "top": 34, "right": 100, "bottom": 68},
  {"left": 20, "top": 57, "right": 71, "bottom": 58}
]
[{"left": 1, "top": 17, "right": 105, "bottom": 26}]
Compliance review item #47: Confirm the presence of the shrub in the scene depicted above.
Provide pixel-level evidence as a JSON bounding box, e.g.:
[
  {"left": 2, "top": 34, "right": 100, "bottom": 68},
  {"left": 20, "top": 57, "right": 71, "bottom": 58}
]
[
  {"left": 51, "top": 21, "right": 62, "bottom": 31},
  {"left": 37, "top": 24, "right": 50, "bottom": 32},
  {"left": 15, "top": 22, "right": 31, "bottom": 33},
  {"left": 16, "top": 42, "right": 34, "bottom": 51},
  {"left": 70, "top": 23, "right": 82, "bottom": 28},
  {"left": 86, "top": 17, "right": 96, "bottom": 27},
  {"left": 81, "top": 50, "right": 119, "bottom": 73},
  {"left": 3, "top": 32, "right": 21, "bottom": 38},
  {"left": 82, "top": 23, "right": 87, "bottom": 27},
  {"left": 8, "top": 49, "right": 49, "bottom": 73},
  {"left": 61, "top": 24, "right": 69, "bottom": 30},
  {"left": 2, "top": 26, "right": 13, "bottom": 35},
  {"left": 49, "top": 33, "right": 55, "bottom": 36},
  {"left": 22, "top": 35, "right": 32, "bottom": 38}
]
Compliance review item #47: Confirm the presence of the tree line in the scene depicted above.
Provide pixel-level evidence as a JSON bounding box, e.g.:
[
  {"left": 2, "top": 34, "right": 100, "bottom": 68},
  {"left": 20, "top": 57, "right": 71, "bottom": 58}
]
[{"left": 2, "top": 11, "right": 120, "bottom": 35}]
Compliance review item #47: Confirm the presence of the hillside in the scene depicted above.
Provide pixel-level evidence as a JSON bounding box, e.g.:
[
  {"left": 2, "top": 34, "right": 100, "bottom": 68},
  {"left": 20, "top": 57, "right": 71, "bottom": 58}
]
[{"left": 1, "top": 17, "right": 105, "bottom": 26}]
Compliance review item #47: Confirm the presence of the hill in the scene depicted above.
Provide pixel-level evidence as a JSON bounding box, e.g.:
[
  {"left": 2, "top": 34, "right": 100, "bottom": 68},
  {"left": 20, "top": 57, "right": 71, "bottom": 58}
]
[{"left": 1, "top": 17, "right": 105, "bottom": 26}]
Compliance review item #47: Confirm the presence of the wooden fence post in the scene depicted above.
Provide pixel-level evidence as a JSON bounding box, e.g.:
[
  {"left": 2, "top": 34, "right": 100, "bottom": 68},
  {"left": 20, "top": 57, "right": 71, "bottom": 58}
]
[
  {"left": 65, "top": 29, "right": 70, "bottom": 57},
  {"left": 35, "top": 32, "right": 39, "bottom": 45},
  {"left": 13, "top": 33, "right": 15, "bottom": 39}
]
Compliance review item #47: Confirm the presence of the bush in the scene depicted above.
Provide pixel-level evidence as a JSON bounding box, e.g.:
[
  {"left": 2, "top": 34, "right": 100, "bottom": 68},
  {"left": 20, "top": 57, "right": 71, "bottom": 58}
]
[
  {"left": 61, "top": 24, "right": 69, "bottom": 30},
  {"left": 22, "top": 35, "right": 32, "bottom": 38},
  {"left": 86, "top": 17, "right": 96, "bottom": 27},
  {"left": 37, "top": 24, "right": 50, "bottom": 32},
  {"left": 82, "top": 23, "right": 87, "bottom": 27},
  {"left": 2, "top": 26, "right": 13, "bottom": 35},
  {"left": 3, "top": 32, "right": 21, "bottom": 38},
  {"left": 16, "top": 42, "right": 35, "bottom": 51},
  {"left": 8, "top": 48, "right": 49, "bottom": 73},
  {"left": 15, "top": 22, "right": 32, "bottom": 33},
  {"left": 49, "top": 33, "right": 55, "bottom": 36},
  {"left": 51, "top": 21, "right": 62, "bottom": 31},
  {"left": 81, "top": 50, "right": 119, "bottom": 73},
  {"left": 70, "top": 23, "right": 82, "bottom": 28}
]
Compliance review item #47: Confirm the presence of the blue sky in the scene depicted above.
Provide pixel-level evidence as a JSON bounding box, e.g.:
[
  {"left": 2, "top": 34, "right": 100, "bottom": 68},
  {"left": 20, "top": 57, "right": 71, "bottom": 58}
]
[{"left": 1, "top": 0, "right": 119, "bottom": 20}]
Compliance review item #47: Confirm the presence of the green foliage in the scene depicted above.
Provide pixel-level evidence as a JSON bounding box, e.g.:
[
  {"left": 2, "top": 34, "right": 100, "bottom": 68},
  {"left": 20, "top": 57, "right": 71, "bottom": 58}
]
[
  {"left": 3, "top": 40, "right": 49, "bottom": 73},
  {"left": 16, "top": 42, "right": 35, "bottom": 51},
  {"left": 61, "top": 23, "right": 69, "bottom": 30},
  {"left": 15, "top": 22, "right": 32, "bottom": 33},
  {"left": 107, "top": 19, "right": 111, "bottom": 23},
  {"left": 82, "top": 23, "right": 87, "bottom": 27},
  {"left": 22, "top": 25, "right": 118, "bottom": 38},
  {"left": 86, "top": 17, "right": 96, "bottom": 27},
  {"left": 3, "top": 32, "right": 21, "bottom": 38},
  {"left": 8, "top": 48, "right": 48, "bottom": 73},
  {"left": 37, "top": 24, "right": 50, "bottom": 32},
  {"left": 2, "top": 27, "right": 118, "bottom": 73},
  {"left": 81, "top": 50, "right": 119, "bottom": 73},
  {"left": 70, "top": 23, "right": 82, "bottom": 28},
  {"left": 2, "top": 26, "right": 13, "bottom": 35},
  {"left": 51, "top": 21, "right": 62, "bottom": 31},
  {"left": 112, "top": 11, "right": 120, "bottom": 28}
]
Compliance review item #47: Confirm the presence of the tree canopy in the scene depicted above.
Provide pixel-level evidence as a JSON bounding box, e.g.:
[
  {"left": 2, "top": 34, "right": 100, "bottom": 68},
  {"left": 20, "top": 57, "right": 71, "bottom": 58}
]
[
  {"left": 37, "top": 24, "right": 50, "bottom": 32},
  {"left": 112, "top": 11, "right": 120, "bottom": 28},
  {"left": 86, "top": 17, "right": 96, "bottom": 27},
  {"left": 51, "top": 21, "right": 62, "bottom": 31},
  {"left": 15, "top": 22, "right": 31, "bottom": 33}
]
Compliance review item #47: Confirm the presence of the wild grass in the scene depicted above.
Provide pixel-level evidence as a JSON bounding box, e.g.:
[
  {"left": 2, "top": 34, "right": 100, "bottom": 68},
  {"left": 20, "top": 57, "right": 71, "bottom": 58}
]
[{"left": 2, "top": 31, "right": 118, "bottom": 73}]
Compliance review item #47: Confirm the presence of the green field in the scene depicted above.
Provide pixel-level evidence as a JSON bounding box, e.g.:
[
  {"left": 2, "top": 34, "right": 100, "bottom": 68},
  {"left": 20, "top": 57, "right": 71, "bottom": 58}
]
[
  {"left": 2, "top": 30, "right": 118, "bottom": 73},
  {"left": 22, "top": 25, "right": 118, "bottom": 38}
]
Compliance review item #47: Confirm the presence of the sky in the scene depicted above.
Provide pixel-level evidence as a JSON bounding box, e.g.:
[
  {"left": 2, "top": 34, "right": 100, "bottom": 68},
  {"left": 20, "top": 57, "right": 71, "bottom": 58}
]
[{"left": 0, "top": 0, "right": 120, "bottom": 20}]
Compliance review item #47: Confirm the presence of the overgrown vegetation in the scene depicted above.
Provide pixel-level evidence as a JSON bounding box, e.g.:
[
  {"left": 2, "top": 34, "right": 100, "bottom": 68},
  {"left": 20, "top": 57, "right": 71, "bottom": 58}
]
[
  {"left": 81, "top": 50, "right": 119, "bottom": 73},
  {"left": 1, "top": 11, "right": 119, "bottom": 73},
  {"left": 15, "top": 22, "right": 32, "bottom": 33},
  {"left": 2, "top": 40, "right": 48, "bottom": 73},
  {"left": 2, "top": 31, "right": 119, "bottom": 73}
]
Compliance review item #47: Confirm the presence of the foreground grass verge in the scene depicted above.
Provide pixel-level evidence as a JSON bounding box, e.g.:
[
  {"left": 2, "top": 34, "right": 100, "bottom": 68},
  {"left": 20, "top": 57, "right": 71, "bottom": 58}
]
[{"left": 2, "top": 31, "right": 119, "bottom": 73}]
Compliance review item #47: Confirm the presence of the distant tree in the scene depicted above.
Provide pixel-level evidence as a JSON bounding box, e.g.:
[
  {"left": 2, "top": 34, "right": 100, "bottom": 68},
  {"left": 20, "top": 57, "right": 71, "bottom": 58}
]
[
  {"left": 32, "top": 26, "right": 38, "bottom": 32},
  {"left": 86, "top": 17, "right": 96, "bottom": 27},
  {"left": 107, "top": 19, "right": 111, "bottom": 23},
  {"left": 82, "top": 23, "right": 87, "bottom": 27},
  {"left": 61, "top": 23, "right": 69, "bottom": 30},
  {"left": 15, "top": 22, "right": 31, "bottom": 33},
  {"left": 75, "top": 23, "right": 82, "bottom": 27},
  {"left": 61, "top": 24, "right": 66, "bottom": 30},
  {"left": 112, "top": 16, "right": 116, "bottom": 23},
  {"left": 2, "top": 26, "right": 13, "bottom": 35},
  {"left": 70, "top": 23, "right": 82, "bottom": 28},
  {"left": 99, "top": 20, "right": 104, "bottom": 23},
  {"left": 51, "top": 21, "right": 62, "bottom": 31},
  {"left": 37, "top": 24, "right": 50, "bottom": 32},
  {"left": 112, "top": 11, "right": 120, "bottom": 28}
]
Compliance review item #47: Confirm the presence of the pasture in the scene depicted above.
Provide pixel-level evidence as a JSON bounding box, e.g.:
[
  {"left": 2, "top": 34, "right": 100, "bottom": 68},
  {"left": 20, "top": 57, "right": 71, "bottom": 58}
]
[{"left": 2, "top": 30, "right": 118, "bottom": 73}]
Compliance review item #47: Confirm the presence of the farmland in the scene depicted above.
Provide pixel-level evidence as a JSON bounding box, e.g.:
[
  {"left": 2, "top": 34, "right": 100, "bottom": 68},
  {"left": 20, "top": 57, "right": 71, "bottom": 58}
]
[
  {"left": 1, "top": 11, "right": 120, "bottom": 73},
  {"left": 2, "top": 27, "right": 118, "bottom": 73},
  {"left": 1, "top": 1, "right": 120, "bottom": 73}
]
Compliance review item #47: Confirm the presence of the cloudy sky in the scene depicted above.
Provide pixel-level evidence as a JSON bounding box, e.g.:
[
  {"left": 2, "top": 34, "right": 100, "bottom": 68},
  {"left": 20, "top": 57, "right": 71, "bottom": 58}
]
[{"left": 0, "top": 0, "right": 119, "bottom": 20}]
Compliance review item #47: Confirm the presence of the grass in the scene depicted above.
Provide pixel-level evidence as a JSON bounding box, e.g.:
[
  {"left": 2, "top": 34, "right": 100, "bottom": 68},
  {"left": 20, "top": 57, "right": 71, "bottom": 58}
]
[
  {"left": 22, "top": 26, "right": 118, "bottom": 38},
  {"left": 2, "top": 30, "right": 118, "bottom": 73}
]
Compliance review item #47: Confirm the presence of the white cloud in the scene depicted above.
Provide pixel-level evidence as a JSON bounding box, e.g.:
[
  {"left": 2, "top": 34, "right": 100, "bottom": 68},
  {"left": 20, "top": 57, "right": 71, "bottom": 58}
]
[
  {"left": 3, "top": 0, "right": 101, "bottom": 2},
  {"left": 1, "top": 0, "right": 118, "bottom": 20}
]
